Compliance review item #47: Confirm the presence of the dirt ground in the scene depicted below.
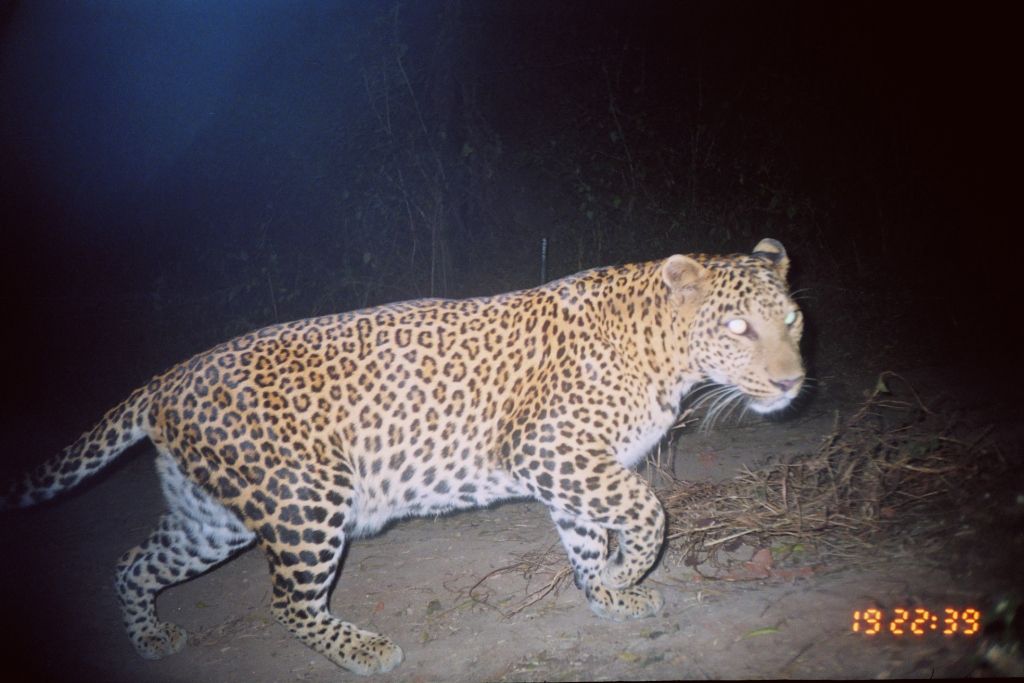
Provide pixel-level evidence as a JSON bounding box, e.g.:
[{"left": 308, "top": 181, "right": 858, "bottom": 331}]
[{"left": 2, "top": 364, "right": 1020, "bottom": 681}]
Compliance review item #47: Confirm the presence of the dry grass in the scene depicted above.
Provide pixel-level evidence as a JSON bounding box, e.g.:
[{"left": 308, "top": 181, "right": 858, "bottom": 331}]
[
  {"left": 466, "top": 542, "right": 574, "bottom": 618},
  {"left": 663, "top": 371, "right": 1001, "bottom": 568}
]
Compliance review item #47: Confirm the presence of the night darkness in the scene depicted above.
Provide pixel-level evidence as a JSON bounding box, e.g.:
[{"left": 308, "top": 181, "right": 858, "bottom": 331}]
[{"left": 0, "top": 1, "right": 1021, "bottom": 680}]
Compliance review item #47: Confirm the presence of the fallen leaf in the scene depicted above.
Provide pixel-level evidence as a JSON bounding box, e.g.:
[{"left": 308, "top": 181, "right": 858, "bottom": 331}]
[
  {"left": 750, "top": 547, "right": 774, "bottom": 570},
  {"left": 742, "top": 626, "right": 780, "bottom": 638}
]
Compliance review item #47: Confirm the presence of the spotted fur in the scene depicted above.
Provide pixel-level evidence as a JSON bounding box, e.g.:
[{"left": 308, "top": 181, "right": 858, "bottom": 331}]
[{"left": 2, "top": 238, "right": 804, "bottom": 674}]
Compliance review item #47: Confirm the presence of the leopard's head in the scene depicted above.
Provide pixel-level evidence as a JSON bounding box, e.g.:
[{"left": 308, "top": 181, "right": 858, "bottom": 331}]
[{"left": 662, "top": 238, "right": 805, "bottom": 416}]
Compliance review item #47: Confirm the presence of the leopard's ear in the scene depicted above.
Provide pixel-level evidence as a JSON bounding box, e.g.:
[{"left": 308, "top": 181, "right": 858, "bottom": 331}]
[
  {"left": 752, "top": 238, "right": 789, "bottom": 279},
  {"left": 661, "top": 255, "right": 708, "bottom": 305}
]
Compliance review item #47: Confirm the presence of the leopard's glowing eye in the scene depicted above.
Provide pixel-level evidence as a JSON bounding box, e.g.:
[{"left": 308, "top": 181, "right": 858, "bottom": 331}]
[
  {"left": 726, "top": 318, "right": 747, "bottom": 335},
  {"left": 784, "top": 310, "right": 798, "bottom": 326}
]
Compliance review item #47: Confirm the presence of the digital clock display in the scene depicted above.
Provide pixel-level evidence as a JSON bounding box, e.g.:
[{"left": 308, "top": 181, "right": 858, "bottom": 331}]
[{"left": 852, "top": 607, "right": 981, "bottom": 636}]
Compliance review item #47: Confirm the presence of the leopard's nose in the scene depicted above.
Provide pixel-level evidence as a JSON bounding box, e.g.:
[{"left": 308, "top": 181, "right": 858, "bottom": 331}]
[{"left": 771, "top": 375, "right": 804, "bottom": 393}]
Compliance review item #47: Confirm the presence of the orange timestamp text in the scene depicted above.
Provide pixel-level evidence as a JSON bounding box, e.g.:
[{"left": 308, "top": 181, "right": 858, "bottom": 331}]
[{"left": 852, "top": 607, "right": 981, "bottom": 636}]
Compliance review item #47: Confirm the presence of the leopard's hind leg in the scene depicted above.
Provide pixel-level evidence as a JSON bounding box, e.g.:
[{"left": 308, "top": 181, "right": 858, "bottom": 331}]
[
  {"left": 115, "top": 451, "right": 255, "bottom": 659},
  {"left": 253, "top": 458, "right": 403, "bottom": 675}
]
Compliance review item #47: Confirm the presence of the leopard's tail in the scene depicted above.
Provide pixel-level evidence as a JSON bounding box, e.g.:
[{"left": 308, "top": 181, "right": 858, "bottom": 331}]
[{"left": 1, "top": 386, "right": 152, "bottom": 510}]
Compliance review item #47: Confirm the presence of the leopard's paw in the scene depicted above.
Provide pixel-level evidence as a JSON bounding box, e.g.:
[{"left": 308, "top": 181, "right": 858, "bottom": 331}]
[{"left": 585, "top": 583, "right": 664, "bottom": 621}]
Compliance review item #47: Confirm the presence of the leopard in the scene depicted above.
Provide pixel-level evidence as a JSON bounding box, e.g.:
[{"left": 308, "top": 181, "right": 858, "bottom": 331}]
[{"left": 2, "top": 238, "right": 805, "bottom": 675}]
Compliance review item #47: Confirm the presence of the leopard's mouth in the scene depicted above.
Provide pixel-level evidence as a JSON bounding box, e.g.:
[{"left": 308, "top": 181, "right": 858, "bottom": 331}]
[
  {"left": 747, "top": 381, "right": 804, "bottom": 414},
  {"left": 690, "top": 376, "right": 797, "bottom": 422},
  {"left": 747, "top": 393, "right": 795, "bottom": 414}
]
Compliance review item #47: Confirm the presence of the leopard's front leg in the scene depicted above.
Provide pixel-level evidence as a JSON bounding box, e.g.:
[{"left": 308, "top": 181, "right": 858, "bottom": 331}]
[{"left": 547, "top": 465, "right": 666, "bottom": 620}]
